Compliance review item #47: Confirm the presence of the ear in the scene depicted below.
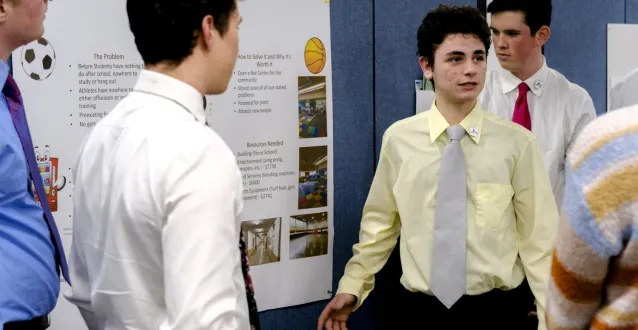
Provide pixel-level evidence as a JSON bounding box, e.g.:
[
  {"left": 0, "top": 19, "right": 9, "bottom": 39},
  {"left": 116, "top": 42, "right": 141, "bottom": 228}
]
[
  {"left": 0, "top": 0, "right": 8, "bottom": 23},
  {"left": 535, "top": 25, "right": 550, "bottom": 47},
  {"left": 200, "top": 15, "right": 216, "bottom": 49},
  {"left": 419, "top": 56, "right": 433, "bottom": 80}
]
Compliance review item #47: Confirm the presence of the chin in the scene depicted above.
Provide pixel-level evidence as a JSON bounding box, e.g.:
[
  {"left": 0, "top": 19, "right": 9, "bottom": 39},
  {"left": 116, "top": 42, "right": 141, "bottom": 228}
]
[
  {"left": 208, "top": 83, "right": 229, "bottom": 95},
  {"left": 456, "top": 93, "right": 479, "bottom": 104},
  {"left": 498, "top": 61, "right": 516, "bottom": 71}
]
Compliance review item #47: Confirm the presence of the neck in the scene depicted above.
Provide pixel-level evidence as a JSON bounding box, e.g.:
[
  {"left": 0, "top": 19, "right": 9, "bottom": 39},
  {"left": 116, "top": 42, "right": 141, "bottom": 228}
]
[
  {"left": 146, "top": 59, "right": 209, "bottom": 96},
  {"left": 0, "top": 36, "right": 18, "bottom": 62},
  {"left": 511, "top": 52, "right": 543, "bottom": 81},
  {"left": 435, "top": 97, "right": 476, "bottom": 125}
]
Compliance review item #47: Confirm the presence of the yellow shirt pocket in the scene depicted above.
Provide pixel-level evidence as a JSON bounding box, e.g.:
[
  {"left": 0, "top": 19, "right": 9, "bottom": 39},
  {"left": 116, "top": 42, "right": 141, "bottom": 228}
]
[{"left": 475, "top": 183, "right": 514, "bottom": 231}]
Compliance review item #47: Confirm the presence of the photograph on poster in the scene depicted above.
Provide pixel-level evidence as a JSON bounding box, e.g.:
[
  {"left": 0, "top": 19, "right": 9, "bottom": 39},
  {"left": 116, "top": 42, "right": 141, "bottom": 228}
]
[
  {"left": 298, "top": 146, "right": 328, "bottom": 209},
  {"left": 289, "top": 212, "right": 328, "bottom": 260},
  {"left": 298, "top": 76, "right": 328, "bottom": 139},
  {"left": 241, "top": 217, "right": 282, "bottom": 266}
]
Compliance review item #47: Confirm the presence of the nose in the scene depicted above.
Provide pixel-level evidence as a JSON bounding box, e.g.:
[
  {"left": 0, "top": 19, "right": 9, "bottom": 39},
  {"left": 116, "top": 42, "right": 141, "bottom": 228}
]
[
  {"left": 495, "top": 35, "right": 507, "bottom": 49},
  {"left": 463, "top": 61, "right": 478, "bottom": 76}
]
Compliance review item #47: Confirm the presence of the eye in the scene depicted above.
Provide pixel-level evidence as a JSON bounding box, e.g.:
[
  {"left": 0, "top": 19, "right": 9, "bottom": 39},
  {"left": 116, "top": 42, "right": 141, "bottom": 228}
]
[
  {"left": 44, "top": 151, "right": 50, "bottom": 161},
  {"left": 507, "top": 32, "right": 518, "bottom": 37},
  {"left": 35, "top": 152, "right": 41, "bottom": 160},
  {"left": 473, "top": 56, "right": 485, "bottom": 62},
  {"left": 449, "top": 57, "right": 462, "bottom": 63}
]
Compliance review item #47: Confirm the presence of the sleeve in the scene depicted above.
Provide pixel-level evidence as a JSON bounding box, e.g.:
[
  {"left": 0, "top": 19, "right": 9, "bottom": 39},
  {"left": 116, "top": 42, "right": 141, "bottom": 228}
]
[
  {"left": 64, "top": 235, "right": 100, "bottom": 330},
  {"left": 64, "top": 134, "right": 100, "bottom": 329},
  {"left": 565, "top": 93, "right": 596, "bottom": 156},
  {"left": 545, "top": 161, "right": 612, "bottom": 329},
  {"left": 511, "top": 138, "right": 560, "bottom": 330},
  {"left": 335, "top": 133, "right": 401, "bottom": 311},
  {"left": 161, "top": 136, "right": 249, "bottom": 330}
]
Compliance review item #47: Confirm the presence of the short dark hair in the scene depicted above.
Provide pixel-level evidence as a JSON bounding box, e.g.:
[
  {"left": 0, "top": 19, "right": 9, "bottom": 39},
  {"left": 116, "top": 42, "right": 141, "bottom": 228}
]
[
  {"left": 127, "top": 0, "right": 237, "bottom": 66},
  {"left": 417, "top": 4, "right": 491, "bottom": 69},
  {"left": 487, "top": 0, "right": 552, "bottom": 35}
]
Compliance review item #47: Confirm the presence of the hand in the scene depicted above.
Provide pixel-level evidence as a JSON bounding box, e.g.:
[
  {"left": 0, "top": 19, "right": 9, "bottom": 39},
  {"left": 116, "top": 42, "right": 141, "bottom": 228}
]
[
  {"left": 317, "top": 293, "right": 356, "bottom": 330},
  {"left": 528, "top": 299, "right": 537, "bottom": 316}
]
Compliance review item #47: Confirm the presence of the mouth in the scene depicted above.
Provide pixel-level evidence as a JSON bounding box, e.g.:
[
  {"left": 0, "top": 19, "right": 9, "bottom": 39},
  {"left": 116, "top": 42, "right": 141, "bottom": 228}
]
[{"left": 459, "top": 82, "right": 478, "bottom": 90}]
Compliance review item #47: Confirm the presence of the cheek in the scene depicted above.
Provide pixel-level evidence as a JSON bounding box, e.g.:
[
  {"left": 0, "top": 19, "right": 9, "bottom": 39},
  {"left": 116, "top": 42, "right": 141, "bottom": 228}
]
[
  {"left": 26, "top": 1, "right": 43, "bottom": 18},
  {"left": 512, "top": 39, "right": 533, "bottom": 59}
]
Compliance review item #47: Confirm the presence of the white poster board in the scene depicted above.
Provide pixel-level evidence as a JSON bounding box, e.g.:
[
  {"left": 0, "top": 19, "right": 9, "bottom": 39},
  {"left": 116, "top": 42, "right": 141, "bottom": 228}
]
[
  {"left": 485, "top": 0, "right": 500, "bottom": 72},
  {"left": 12, "top": 0, "right": 334, "bottom": 328},
  {"left": 607, "top": 24, "right": 638, "bottom": 111}
]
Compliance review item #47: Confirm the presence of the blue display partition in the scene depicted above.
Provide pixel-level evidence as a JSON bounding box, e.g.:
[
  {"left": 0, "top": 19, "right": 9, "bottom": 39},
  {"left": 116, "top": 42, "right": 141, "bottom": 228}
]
[
  {"left": 628, "top": 0, "right": 638, "bottom": 23},
  {"left": 545, "top": 0, "right": 625, "bottom": 115}
]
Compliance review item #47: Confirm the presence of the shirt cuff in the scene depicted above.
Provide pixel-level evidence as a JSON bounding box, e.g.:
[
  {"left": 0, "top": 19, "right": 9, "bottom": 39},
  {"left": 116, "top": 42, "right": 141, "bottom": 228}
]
[{"left": 336, "top": 276, "right": 367, "bottom": 311}]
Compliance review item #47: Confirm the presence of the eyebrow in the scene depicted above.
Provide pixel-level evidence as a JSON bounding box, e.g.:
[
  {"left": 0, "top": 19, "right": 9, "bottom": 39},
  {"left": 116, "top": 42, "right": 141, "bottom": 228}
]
[
  {"left": 491, "top": 27, "right": 520, "bottom": 34},
  {"left": 445, "top": 50, "right": 486, "bottom": 56}
]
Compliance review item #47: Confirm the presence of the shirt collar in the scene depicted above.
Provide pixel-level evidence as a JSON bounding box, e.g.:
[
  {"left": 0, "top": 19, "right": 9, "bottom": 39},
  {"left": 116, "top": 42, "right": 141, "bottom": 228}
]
[
  {"left": 428, "top": 100, "right": 484, "bottom": 144},
  {"left": 499, "top": 56, "right": 549, "bottom": 97},
  {"left": 0, "top": 59, "right": 10, "bottom": 91},
  {"left": 133, "top": 70, "right": 206, "bottom": 124}
]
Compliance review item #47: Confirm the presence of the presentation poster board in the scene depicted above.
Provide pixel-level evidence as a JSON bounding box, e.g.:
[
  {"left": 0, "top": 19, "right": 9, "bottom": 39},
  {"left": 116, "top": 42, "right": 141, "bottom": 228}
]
[
  {"left": 12, "top": 1, "right": 334, "bottom": 328},
  {"left": 485, "top": 0, "right": 500, "bottom": 72},
  {"left": 607, "top": 24, "right": 638, "bottom": 111}
]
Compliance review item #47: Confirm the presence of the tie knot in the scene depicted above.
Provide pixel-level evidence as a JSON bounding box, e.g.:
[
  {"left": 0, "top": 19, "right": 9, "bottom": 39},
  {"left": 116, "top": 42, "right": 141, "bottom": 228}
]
[
  {"left": 446, "top": 125, "right": 465, "bottom": 141},
  {"left": 518, "top": 82, "right": 529, "bottom": 93},
  {"left": 3, "top": 74, "right": 20, "bottom": 98}
]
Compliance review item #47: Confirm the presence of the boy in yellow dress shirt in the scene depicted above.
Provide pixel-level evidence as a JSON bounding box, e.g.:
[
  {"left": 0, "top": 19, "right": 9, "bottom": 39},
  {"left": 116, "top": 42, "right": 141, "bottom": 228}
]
[{"left": 318, "top": 5, "right": 558, "bottom": 330}]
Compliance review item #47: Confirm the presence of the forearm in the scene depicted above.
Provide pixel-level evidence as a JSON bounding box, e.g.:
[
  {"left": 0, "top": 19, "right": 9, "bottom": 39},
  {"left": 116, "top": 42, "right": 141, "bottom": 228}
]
[
  {"left": 336, "top": 209, "right": 400, "bottom": 311},
  {"left": 513, "top": 138, "right": 559, "bottom": 328},
  {"left": 519, "top": 219, "right": 555, "bottom": 325}
]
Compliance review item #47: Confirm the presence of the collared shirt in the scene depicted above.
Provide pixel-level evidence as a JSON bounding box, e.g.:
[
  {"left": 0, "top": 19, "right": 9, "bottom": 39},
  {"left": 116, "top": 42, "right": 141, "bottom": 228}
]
[
  {"left": 0, "top": 60, "right": 59, "bottom": 328},
  {"left": 65, "top": 70, "right": 250, "bottom": 330},
  {"left": 479, "top": 57, "right": 597, "bottom": 210},
  {"left": 610, "top": 67, "right": 638, "bottom": 111},
  {"left": 336, "top": 101, "right": 558, "bottom": 329}
]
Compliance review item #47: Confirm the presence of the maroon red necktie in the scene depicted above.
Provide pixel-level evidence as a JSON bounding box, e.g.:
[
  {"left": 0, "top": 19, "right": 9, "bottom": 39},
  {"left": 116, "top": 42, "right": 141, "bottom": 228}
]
[{"left": 513, "top": 82, "right": 532, "bottom": 131}]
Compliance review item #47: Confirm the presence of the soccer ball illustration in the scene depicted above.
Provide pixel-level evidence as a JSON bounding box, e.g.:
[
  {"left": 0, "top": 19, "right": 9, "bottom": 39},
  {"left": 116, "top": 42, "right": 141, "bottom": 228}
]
[{"left": 21, "top": 38, "right": 56, "bottom": 81}]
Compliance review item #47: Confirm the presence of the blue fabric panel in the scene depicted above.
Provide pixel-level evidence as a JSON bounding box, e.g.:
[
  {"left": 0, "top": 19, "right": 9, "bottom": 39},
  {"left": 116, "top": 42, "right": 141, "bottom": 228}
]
[
  {"left": 544, "top": 0, "right": 625, "bottom": 115},
  {"left": 628, "top": 0, "right": 638, "bottom": 23},
  {"left": 259, "top": 0, "right": 376, "bottom": 329}
]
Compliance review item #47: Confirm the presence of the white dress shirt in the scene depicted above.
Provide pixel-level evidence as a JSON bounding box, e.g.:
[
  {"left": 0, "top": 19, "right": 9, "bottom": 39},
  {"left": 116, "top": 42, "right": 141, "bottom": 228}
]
[
  {"left": 610, "top": 67, "right": 638, "bottom": 111},
  {"left": 65, "top": 70, "right": 250, "bottom": 330},
  {"left": 479, "top": 57, "right": 597, "bottom": 208}
]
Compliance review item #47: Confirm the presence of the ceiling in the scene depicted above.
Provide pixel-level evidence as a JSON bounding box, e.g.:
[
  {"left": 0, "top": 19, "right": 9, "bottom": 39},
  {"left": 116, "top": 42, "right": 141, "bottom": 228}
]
[
  {"left": 291, "top": 212, "right": 328, "bottom": 224},
  {"left": 242, "top": 218, "right": 278, "bottom": 235}
]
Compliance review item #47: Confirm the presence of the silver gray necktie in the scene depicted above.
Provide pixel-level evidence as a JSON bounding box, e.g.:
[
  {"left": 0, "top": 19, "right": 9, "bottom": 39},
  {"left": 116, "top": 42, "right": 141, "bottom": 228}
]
[{"left": 430, "top": 125, "right": 467, "bottom": 309}]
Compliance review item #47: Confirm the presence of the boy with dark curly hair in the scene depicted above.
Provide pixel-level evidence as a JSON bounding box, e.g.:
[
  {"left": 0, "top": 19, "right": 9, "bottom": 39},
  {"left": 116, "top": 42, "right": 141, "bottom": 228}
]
[{"left": 318, "top": 5, "right": 557, "bottom": 330}]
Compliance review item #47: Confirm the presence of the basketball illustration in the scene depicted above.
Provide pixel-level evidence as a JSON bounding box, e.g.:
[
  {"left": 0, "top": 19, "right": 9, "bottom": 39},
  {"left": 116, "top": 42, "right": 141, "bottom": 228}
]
[{"left": 304, "top": 37, "right": 326, "bottom": 74}]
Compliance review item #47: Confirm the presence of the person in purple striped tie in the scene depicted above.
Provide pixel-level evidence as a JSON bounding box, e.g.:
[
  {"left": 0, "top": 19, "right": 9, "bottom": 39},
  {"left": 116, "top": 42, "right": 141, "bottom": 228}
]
[{"left": 0, "top": 0, "right": 71, "bottom": 330}]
